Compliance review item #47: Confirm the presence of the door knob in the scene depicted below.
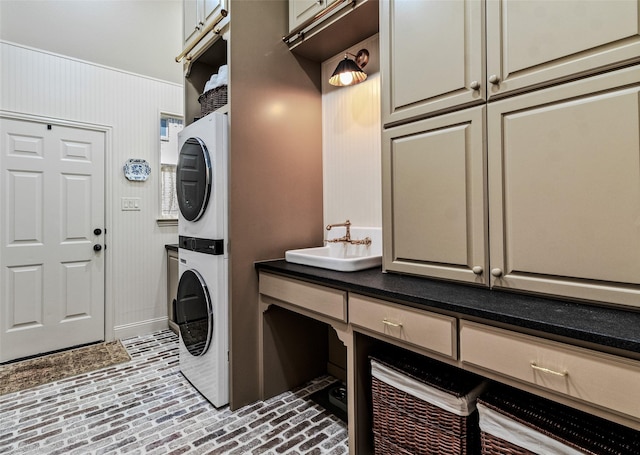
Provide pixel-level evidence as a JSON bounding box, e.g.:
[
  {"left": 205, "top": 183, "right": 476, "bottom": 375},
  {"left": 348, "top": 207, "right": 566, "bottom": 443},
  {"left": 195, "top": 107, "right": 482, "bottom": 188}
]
[
  {"left": 94, "top": 228, "right": 102, "bottom": 235},
  {"left": 488, "top": 74, "right": 500, "bottom": 84},
  {"left": 469, "top": 81, "right": 480, "bottom": 90},
  {"left": 472, "top": 266, "right": 483, "bottom": 275},
  {"left": 491, "top": 268, "right": 503, "bottom": 277},
  {"left": 93, "top": 244, "right": 102, "bottom": 252}
]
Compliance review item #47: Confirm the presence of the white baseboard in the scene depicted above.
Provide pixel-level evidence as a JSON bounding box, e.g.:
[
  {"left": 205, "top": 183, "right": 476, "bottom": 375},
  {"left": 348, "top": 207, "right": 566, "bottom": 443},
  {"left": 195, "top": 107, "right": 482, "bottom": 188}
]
[{"left": 113, "top": 317, "right": 170, "bottom": 340}]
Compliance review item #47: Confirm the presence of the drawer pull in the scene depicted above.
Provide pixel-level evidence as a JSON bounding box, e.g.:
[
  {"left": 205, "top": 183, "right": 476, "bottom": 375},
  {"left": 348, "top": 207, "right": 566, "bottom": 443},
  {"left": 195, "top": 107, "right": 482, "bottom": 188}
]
[
  {"left": 530, "top": 362, "right": 568, "bottom": 377},
  {"left": 382, "top": 319, "right": 403, "bottom": 328}
]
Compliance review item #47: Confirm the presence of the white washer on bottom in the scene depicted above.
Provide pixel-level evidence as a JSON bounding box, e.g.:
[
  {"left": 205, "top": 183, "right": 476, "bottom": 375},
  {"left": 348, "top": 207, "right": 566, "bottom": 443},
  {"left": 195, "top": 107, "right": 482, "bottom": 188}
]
[{"left": 176, "top": 247, "right": 228, "bottom": 408}]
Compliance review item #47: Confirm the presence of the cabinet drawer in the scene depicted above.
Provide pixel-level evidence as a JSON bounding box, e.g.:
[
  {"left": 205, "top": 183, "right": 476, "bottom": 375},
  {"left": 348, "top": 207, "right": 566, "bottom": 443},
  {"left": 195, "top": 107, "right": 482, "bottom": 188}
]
[
  {"left": 259, "top": 273, "right": 347, "bottom": 322},
  {"left": 349, "top": 294, "right": 456, "bottom": 359},
  {"left": 460, "top": 321, "right": 640, "bottom": 420}
]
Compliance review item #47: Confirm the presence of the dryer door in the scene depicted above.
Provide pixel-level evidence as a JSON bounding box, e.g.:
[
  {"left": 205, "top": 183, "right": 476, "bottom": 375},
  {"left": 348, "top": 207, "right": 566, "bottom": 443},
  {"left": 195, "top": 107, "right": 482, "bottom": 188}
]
[
  {"left": 176, "top": 269, "right": 213, "bottom": 356},
  {"left": 177, "top": 137, "right": 212, "bottom": 222}
]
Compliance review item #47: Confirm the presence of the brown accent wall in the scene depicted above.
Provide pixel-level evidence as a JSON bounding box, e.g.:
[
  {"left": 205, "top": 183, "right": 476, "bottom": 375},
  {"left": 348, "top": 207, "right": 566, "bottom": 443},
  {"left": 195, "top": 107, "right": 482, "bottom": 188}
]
[{"left": 228, "top": 0, "right": 324, "bottom": 409}]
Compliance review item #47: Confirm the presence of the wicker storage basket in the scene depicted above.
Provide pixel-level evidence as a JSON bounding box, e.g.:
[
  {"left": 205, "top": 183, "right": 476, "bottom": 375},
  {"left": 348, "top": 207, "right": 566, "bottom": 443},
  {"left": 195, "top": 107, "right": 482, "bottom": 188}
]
[
  {"left": 374, "top": 432, "right": 413, "bottom": 455},
  {"left": 478, "top": 384, "right": 640, "bottom": 455},
  {"left": 370, "top": 350, "right": 487, "bottom": 455},
  {"left": 198, "top": 85, "right": 228, "bottom": 117}
]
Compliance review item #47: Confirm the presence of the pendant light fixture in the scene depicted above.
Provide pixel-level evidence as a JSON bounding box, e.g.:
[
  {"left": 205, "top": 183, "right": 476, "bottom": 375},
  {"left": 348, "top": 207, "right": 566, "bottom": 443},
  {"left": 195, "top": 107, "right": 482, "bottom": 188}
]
[{"left": 329, "top": 49, "right": 370, "bottom": 87}]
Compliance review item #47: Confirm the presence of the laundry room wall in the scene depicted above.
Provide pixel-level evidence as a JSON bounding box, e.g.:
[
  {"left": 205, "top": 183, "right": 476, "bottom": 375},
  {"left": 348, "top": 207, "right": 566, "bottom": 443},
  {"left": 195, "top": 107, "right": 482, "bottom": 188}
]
[
  {"left": 321, "top": 34, "right": 381, "bottom": 229},
  {"left": 0, "top": 41, "right": 183, "bottom": 339},
  {"left": 0, "top": 0, "right": 183, "bottom": 84},
  {"left": 0, "top": 1, "right": 184, "bottom": 340}
]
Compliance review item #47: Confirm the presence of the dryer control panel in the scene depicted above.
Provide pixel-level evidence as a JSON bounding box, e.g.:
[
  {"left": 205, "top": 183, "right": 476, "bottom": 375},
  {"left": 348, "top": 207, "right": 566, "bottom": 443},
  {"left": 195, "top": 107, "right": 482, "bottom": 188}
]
[{"left": 179, "top": 236, "right": 224, "bottom": 255}]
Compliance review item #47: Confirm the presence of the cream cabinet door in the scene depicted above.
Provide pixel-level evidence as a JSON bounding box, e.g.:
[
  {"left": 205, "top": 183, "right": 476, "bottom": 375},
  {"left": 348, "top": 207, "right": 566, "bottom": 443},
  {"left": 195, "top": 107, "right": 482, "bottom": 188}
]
[
  {"left": 486, "top": 0, "right": 640, "bottom": 99},
  {"left": 487, "top": 65, "right": 640, "bottom": 308},
  {"left": 183, "top": 0, "right": 226, "bottom": 44},
  {"left": 383, "top": 106, "right": 488, "bottom": 284},
  {"left": 183, "top": 0, "right": 200, "bottom": 44},
  {"left": 380, "top": 0, "right": 484, "bottom": 126},
  {"left": 289, "top": 0, "right": 326, "bottom": 32}
]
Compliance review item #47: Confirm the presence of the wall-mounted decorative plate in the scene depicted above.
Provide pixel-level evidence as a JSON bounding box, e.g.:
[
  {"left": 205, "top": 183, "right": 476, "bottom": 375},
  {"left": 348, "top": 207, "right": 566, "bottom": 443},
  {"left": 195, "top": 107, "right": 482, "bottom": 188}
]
[{"left": 124, "top": 159, "right": 151, "bottom": 181}]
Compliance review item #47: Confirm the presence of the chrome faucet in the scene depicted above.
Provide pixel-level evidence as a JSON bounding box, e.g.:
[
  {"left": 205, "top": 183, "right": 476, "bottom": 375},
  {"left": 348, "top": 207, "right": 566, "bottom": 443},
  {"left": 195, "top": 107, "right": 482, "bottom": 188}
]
[{"left": 325, "top": 220, "right": 371, "bottom": 246}]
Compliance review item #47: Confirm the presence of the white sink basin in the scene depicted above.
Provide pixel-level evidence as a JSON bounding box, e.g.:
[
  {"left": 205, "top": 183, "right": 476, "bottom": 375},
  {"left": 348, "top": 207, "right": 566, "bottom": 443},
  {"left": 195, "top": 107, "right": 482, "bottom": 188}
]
[{"left": 285, "top": 227, "right": 382, "bottom": 272}]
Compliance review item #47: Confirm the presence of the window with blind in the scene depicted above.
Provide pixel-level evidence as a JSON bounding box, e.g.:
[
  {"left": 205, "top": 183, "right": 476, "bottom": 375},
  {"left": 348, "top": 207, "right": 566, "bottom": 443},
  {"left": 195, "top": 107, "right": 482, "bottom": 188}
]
[{"left": 160, "top": 115, "right": 183, "bottom": 219}]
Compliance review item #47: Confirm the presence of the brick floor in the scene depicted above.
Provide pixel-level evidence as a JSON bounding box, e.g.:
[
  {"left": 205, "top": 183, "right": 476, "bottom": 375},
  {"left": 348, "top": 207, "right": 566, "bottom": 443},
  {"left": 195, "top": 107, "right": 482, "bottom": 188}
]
[{"left": 0, "top": 330, "right": 348, "bottom": 454}]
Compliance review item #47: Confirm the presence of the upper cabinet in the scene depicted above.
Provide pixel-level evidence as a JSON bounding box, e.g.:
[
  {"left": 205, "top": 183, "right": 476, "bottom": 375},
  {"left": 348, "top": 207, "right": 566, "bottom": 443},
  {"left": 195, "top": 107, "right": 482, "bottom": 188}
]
[
  {"left": 381, "top": 0, "right": 640, "bottom": 308},
  {"left": 289, "top": 0, "right": 327, "bottom": 32},
  {"left": 486, "top": 0, "right": 640, "bottom": 100},
  {"left": 183, "top": 0, "right": 226, "bottom": 44},
  {"left": 382, "top": 106, "right": 488, "bottom": 285},
  {"left": 380, "top": 0, "right": 484, "bottom": 127},
  {"left": 487, "top": 65, "right": 640, "bottom": 309},
  {"left": 284, "top": 0, "right": 379, "bottom": 63},
  {"left": 381, "top": 0, "right": 640, "bottom": 126}
]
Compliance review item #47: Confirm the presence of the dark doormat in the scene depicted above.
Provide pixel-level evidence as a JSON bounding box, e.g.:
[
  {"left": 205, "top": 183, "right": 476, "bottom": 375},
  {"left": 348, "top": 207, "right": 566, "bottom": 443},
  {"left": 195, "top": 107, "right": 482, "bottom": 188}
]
[
  {"left": 0, "top": 340, "right": 131, "bottom": 395},
  {"left": 309, "top": 381, "right": 348, "bottom": 423}
]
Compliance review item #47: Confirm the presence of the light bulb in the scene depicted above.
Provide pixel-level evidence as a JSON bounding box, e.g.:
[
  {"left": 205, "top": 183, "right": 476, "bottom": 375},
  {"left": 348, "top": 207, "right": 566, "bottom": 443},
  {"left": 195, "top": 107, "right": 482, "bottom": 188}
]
[{"left": 339, "top": 71, "right": 354, "bottom": 86}]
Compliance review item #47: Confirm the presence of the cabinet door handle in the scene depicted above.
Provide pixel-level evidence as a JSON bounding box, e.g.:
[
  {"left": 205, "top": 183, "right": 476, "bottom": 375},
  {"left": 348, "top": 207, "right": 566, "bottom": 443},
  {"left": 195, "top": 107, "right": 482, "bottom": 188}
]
[
  {"left": 530, "top": 362, "right": 568, "bottom": 377},
  {"left": 491, "top": 268, "right": 503, "bottom": 277},
  {"left": 488, "top": 74, "right": 500, "bottom": 84},
  {"left": 469, "top": 81, "right": 480, "bottom": 90},
  {"left": 382, "top": 318, "right": 403, "bottom": 328},
  {"left": 472, "top": 266, "right": 483, "bottom": 275}
]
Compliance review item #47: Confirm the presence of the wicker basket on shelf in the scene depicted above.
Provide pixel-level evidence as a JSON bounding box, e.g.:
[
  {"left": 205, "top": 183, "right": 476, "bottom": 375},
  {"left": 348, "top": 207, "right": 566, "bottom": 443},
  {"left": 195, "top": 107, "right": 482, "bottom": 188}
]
[
  {"left": 477, "top": 383, "right": 640, "bottom": 455},
  {"left": 370, "top": 350, "right": 487, "bottom": 455},
  {"left": 198, "top": 85, "right": 228, "bottom": 116}
]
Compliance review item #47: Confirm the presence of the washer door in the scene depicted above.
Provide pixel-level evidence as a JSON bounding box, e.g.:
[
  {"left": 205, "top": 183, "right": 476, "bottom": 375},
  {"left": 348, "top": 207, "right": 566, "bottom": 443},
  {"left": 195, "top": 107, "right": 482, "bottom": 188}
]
[
  {"left": 176, "top": 269, "right": 213, "bottom": 357},
  {"left": 177, "top": 137, "right": 212, "bottom": 222}
]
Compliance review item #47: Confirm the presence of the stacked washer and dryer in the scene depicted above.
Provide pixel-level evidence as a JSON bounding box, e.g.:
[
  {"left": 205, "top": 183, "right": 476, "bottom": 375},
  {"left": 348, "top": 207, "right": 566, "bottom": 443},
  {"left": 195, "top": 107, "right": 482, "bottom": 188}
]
[{"left": 175, "top": 112, "right": 229, "bottom": 408}]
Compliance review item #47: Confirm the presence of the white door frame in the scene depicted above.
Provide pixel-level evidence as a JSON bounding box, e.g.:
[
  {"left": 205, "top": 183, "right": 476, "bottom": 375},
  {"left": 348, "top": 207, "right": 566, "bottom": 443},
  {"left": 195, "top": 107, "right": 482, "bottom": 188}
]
[{"left": 1, "top": 110, "right": 115, "bottom": 343}]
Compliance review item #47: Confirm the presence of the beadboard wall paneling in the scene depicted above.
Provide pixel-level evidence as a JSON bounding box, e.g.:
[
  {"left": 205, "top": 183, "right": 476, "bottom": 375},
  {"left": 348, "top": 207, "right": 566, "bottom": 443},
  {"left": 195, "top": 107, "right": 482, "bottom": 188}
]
[
  {"left": 322, "top": 34, "right": 382, "bottom": 229},
  {"left": 0, "top": 41, "right": 183, "bottom": 338}
]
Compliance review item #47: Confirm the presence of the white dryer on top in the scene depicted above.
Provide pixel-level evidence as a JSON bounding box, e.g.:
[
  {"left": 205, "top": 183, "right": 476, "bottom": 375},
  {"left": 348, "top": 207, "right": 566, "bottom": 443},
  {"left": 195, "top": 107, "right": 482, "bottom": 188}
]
[{"left": 177, "top": 112, "right": 228, "bottom": 241}]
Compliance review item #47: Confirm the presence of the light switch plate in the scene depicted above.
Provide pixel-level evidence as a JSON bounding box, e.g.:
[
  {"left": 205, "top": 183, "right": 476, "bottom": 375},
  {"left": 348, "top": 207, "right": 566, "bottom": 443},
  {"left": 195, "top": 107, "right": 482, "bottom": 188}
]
[{"left": 121, "top": 197, "right": 141, "bottom": 211}]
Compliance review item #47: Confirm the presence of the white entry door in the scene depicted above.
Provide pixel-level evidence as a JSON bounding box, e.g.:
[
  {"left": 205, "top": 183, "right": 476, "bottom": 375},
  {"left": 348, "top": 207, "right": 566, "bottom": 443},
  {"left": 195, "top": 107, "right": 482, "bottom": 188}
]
[{"left": 0, "top": 116, "right": 105, "bottom": 362}]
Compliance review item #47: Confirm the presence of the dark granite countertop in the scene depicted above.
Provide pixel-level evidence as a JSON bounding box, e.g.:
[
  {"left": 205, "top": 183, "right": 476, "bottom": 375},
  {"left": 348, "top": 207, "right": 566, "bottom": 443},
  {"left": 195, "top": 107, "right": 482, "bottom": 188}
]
[
  {"left": 165, "top": 244, "right": 178, "bottom": 252},
  {"left": 255, "top": 260, "right": 640, "bottom": 356}
]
